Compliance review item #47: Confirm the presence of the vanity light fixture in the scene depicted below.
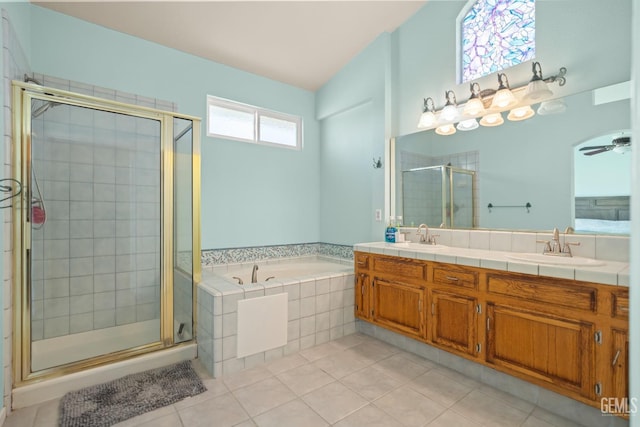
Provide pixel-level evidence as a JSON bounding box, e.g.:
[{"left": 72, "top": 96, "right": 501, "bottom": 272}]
[
  {"left": 479, "top": 112, "right": 504, "bottom": 127},
  {"left": 462, "top": 82, "right": 485, "bottom": 117},
  {"left": 439, "top": 90, "right": 459, "bottom": 122},
  {"left": 490, "top": 73, "right": 518, "bottom": 109},
  {"left": 507, "top": 105, "right": 535, "bottom": 121},
  {"left": 417, "top": 97, "right": 437, "bottom": 128},
  {"left": 524, "top": 62, "right": 553, "bottom": 101},
  {"left": 417, "top": 62, "right": 567, "bottom": 135}
]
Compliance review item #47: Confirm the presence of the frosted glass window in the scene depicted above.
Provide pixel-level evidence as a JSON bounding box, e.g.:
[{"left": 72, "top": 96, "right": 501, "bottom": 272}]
[
  {"left": 461, "top": 0, "right": 535, "bottom": 82},
  {"left": 259, "top": 115, "right": 298, "bottom": 147},
  {"left": 208, "top": 104, "right": 254, "bottom": 141},
  {"left": 207, "top": 96, "right": 302, "bottom": 150}
]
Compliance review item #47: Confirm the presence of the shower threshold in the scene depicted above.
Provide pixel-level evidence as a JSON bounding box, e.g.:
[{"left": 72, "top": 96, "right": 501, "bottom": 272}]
[{"left": 31, "top": 319, "right": 160, "bottom": 371}]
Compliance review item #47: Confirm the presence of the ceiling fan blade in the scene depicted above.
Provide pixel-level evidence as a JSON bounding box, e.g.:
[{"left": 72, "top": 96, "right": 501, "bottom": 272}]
[
  {"left": 579, "top": 145, "right": 608, "bottom": 151},
  {"left": 583, "top": 148, "right": 610, "bottom": 156}
]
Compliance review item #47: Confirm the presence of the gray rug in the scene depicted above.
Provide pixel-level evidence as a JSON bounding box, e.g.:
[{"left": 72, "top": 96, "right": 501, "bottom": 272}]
[{"left": 59, "top": 360, "right": 206, "bottom": 427}]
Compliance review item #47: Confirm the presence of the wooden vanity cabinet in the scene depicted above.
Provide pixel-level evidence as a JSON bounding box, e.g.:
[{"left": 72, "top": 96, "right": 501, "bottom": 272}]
[
  {"left": 372, "top": 278, "right": 426, "bottom": 339},
  {"left": 429, "top": 289, "right": 479, "bottom": 356},
  {"left": 353, "top": 251, "right": 629, "bottom": 412},
  {"left": 610, "top": 328, "right": 629, "bottom": 401},
  {"left": 608, "top": 288, "right": 629, "bottom": 401},
  {"left": 354, "top": 253, "right": 371, "bottom": 320},
  {"left": 485, "top": 303, "right": 595, "bottom": 398},
  {"left": 355, "top": 272, "right": 371, "bottom": 319}
]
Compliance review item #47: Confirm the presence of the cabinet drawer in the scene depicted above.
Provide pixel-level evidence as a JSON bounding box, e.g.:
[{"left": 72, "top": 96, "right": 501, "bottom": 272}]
[
  {"left": 612, "top": 290, "right": 629, "bottom": 319},
  {"left": 373, "top": 256, "right": 427, "bottom": 281},
  {"left": 433, "top": 265, "right": 478, "bottom": 290},
  {"left": 355, "top": 253, "right": 370, "bottom": 270},
  {"left": 487, "top": 274, "right": 597, "bottom": 313}
]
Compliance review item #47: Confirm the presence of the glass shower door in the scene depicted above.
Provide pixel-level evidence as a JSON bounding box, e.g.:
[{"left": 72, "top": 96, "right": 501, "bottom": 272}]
[
  {"left": 450, "top": 170, "right": 475, "bottom": 229},
  {"left": 29, "top": 101, "right": 163, "bottom": 371},
  {"left": 173, "top": 117, "right": 195, "bottom": 343}
]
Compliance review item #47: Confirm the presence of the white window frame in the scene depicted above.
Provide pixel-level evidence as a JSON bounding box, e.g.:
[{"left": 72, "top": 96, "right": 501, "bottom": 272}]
[{"left": 206, "top": 95, "right": 302, "bottom": 150}]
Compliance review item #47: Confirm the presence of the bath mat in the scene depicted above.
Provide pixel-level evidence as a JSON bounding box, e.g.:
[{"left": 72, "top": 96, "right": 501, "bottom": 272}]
[{"left": 58, "top": 360, "right": 206, "bottom": 427}]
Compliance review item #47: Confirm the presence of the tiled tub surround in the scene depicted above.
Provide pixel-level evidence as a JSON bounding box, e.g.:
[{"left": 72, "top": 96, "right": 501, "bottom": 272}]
[{"left": 197, "top": 256, "right": 355, "bottom": 378}]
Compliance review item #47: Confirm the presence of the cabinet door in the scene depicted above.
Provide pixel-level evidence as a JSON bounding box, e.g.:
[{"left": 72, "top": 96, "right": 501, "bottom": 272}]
[
  {"left": 486, "top": 303, "right": 594, "bottom": 398},
  {"left": 355, "top": 273, "right": 370, "bottom": 320},
  {"left": 430, "top": 290, "right": 478, "bottom": 356},
  {"left": 610, "top": 328, "right": 628, "bottom": 400},
  {"left": 372, "top": 278, "right": 425, "bottom": 339}
]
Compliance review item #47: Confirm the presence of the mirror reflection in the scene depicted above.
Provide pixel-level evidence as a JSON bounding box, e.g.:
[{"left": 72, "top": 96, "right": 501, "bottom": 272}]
[{"left": 393, "top": 88, "right": 630, "bottom": 234}]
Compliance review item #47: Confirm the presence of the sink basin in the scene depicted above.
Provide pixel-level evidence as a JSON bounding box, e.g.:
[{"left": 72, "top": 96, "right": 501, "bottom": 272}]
[
  {"left": 506, "top": 253, "right": 605, "bottom": 267},
  {"left": 388, "top": 242, "right": 446, "bottom": 250}
]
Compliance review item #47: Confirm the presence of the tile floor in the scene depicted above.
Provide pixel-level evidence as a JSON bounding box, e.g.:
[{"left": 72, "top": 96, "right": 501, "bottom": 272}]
[{"left": 4, "top": 333, "right": 595, "bottom": 427}]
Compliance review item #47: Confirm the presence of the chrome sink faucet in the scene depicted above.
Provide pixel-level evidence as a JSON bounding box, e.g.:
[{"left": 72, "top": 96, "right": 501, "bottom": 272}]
[
  {"left": 416, "top": 224, "right": 438, "bottom": 245},
  {"left": 537, "top": 227, "right": 580, "bottom": 257}
]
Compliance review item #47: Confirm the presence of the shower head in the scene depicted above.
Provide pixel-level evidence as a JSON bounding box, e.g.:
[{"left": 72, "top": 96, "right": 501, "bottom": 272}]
[
  {"left": 31, "top": 101, "right": 61, "bottom": 119},
  {"left": 24, "top": 74, "right": 43, "bottom": 85}
]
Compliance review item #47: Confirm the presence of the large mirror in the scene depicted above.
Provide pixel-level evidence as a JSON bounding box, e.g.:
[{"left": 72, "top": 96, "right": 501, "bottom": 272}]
[{"left": 393, "top": 89, "right": 631, "bottom": 234}]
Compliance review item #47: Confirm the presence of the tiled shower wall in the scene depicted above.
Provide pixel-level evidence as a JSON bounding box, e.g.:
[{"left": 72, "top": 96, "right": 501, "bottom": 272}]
[{"left": 28, "top": 96, "right": 165, "bottom": 340}]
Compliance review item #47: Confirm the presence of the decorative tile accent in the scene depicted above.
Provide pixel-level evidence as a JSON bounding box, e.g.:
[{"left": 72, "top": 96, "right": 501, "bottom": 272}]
[{"left": 201, "top": 243, "right": 353, "bottom": 267}]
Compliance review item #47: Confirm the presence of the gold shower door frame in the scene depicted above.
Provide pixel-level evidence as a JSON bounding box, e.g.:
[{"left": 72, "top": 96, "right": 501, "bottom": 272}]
[{"left": 11, "top": 81, "right": 202, "bottom": 385}]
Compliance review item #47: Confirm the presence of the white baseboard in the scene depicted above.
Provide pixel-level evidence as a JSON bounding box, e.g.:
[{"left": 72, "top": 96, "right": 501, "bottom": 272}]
[{"left": 0, "top": 406, "right": 6, "bottom": 426}]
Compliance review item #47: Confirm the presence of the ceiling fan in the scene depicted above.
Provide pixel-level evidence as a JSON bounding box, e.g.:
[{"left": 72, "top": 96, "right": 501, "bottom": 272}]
[{"left": 579, "top": 136, "right": 631, "bottom": 156}]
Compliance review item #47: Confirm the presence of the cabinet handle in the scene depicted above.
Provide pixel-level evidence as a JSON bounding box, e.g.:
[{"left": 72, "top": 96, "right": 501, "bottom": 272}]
[
  {"left": 595, "top": 383, "right": 602, "bottom": 396},
  {"left": 618, "top": 305, "right": 629, "bottom": 312},
  {"left": 357, "top": 261, "right": 366, "bottom": 266},
  {"left": 612, "top": 349, "right": 621, "bottom": 366},
  {"left": 486, "top": 317, "right": 491, "bottom": 331},
  {"left": 445, "top": 276, "right": 459, "bottom": 282}
]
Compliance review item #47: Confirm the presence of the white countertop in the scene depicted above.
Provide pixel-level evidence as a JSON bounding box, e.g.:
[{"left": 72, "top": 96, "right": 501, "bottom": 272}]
[{"left": 354, "top": 242, "right": 629, "bottom": 287}]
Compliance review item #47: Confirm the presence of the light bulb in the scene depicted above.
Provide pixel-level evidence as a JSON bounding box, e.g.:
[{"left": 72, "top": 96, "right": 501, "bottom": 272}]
[
  {"left": 456, "top": 119, "right": 478, "bottom": 131},
  {"left": 507, "top": 106, "right": 535, "bottom": 121},
  {"left": 479, "top": 113, "right": 504, "bottom": 127},
  {"left": 463, "top": 97, "right": 485, "bottom": 117},
  {"left": 417, "top": 111, "right": 437, "bottom": 128},
  {"left": 435, "top": 123, "right": 456, "bottom": 135}
]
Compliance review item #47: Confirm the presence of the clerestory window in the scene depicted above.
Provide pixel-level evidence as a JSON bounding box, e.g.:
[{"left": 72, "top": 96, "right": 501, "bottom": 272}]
[{"left": 207, "top": 96, "right": 302, "bottom": 150}]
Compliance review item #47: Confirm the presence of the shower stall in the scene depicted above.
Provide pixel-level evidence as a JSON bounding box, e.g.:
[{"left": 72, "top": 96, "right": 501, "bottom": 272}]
[
  {"left": 11, "top": 81, "right": 201, "bottom": 384},
  {"left": 401, "top": 165, "right": 476, "bottom": 229}
]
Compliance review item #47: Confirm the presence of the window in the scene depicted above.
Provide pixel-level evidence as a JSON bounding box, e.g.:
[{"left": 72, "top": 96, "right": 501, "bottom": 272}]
[
  {"left": 207, "top": 96, "right": 302, "bottom": 149},
  {"left": 459, "top": 0, "right": 535, "bottom": 83}
]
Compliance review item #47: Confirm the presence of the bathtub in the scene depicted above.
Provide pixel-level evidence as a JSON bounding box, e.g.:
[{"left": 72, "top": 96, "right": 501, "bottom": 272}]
[
  {"left": 223, "top": 259, "right": 353, "bottom": 284},
  {"left": 198, "top": 256, "right": 355, "bottom": 377}
]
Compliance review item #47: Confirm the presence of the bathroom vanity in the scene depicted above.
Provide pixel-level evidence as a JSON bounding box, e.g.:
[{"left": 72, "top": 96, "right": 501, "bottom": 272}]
[{"left": 354, "top": 243, "right": 629, "bottom": 412}]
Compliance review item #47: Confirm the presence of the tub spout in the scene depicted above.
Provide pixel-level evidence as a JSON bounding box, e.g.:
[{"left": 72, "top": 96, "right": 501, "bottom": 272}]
[{"left": 251, "top": 264, "right": 259, "bottom": 283}]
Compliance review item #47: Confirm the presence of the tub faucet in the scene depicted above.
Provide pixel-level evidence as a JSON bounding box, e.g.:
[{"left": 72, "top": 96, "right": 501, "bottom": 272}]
[{"left": 251, "top": 264, "right": 259, "bottom": 283}]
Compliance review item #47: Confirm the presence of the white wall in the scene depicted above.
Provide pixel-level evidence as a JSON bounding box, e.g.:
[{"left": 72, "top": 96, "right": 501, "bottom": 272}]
[{"left": 628, "top": 1, "right": 639, "bottom": 424}]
